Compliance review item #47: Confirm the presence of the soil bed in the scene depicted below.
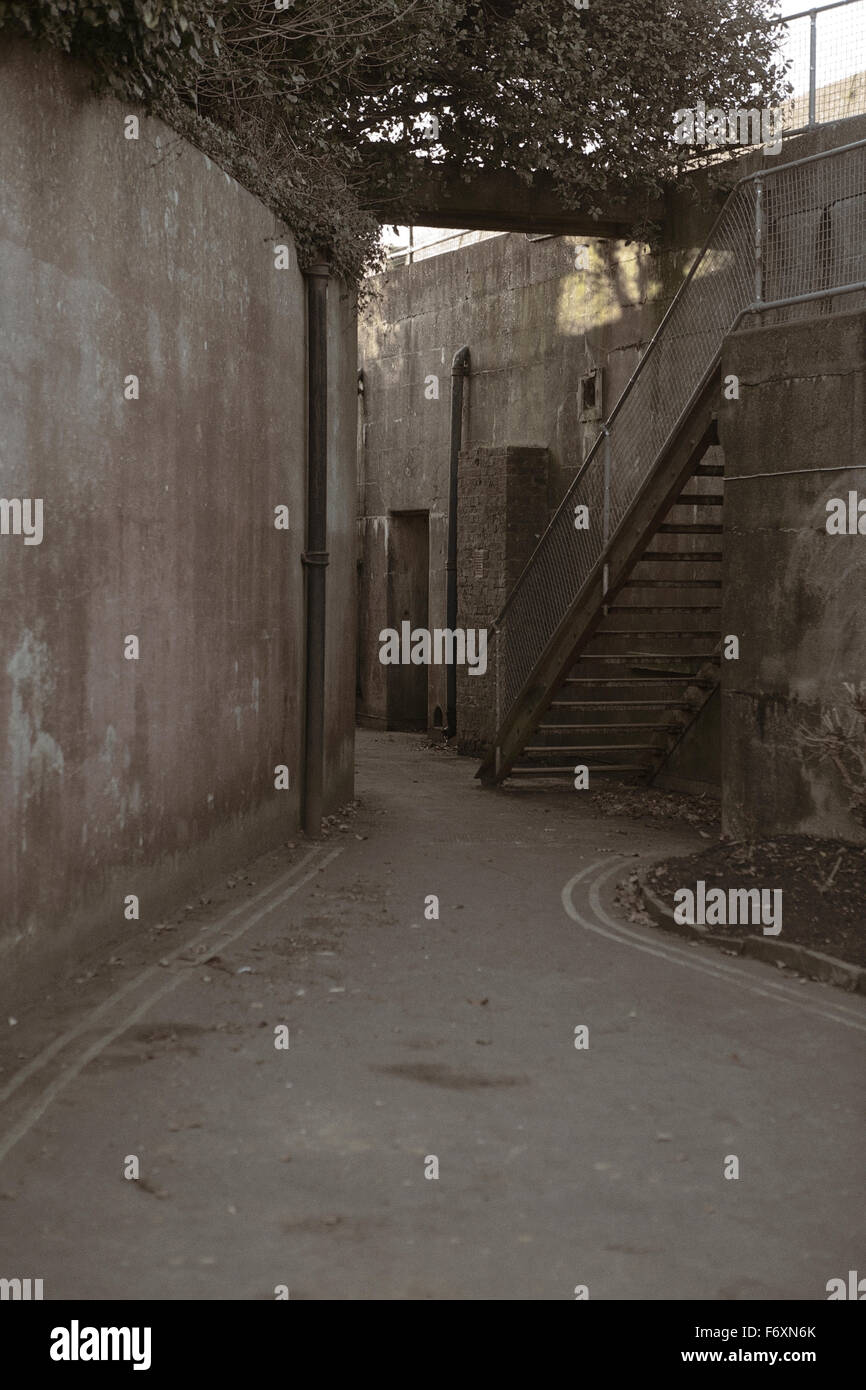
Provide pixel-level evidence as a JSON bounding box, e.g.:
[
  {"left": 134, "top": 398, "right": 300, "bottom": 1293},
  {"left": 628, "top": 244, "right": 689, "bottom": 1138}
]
[{"left": 644, "top": 835, "right": 866, "bottom": 968}]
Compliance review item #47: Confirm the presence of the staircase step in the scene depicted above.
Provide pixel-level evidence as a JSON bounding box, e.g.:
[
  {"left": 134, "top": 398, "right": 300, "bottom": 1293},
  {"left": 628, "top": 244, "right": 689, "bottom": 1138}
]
[
  {"left": 629, "top": 666, "right": 716, "bottom": 679},
  {"left": 539, "top": 722, "right": 681, "bottom": 733},
  {"left": 623, "top": 579, "right": 721, "bottom": 588},
  {"left": 596, "top": 622, "right": 720, "bottom": 637},
  {"left": 657, "top": 523, "right": 723, "bottom": 534},
  {"left": 551, "top": 700, "right": 692, "bottom": 710},
  {"left": 608, "top": 604, "right": 721, "bottom": 613},
  {"left": 564, "top": 676, "right": 715, "bottom": 686},
  {"left": 590, "top": 629, "right": 718, "bottom": 637},
  {"left": 522, "top": 745, "right": 664, "bottom": 756},
  {"left": 638, "top": 551, "right": 722, "bottom": 562},
  {"left": 590, "top": 651, "right": 718, "bottom": 660},
  {"left": 508, "top": 765, "right": 651, "bottom": 776}
]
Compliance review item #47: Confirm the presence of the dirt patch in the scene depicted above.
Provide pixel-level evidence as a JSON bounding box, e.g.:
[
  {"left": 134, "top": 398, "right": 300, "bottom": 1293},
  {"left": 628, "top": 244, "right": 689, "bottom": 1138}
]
[
  {"left": 585, "top": 785, "right": 720, "bottom": 831},
  {"left": 640, "top": 835, "right": 866, "bottom": 967}
]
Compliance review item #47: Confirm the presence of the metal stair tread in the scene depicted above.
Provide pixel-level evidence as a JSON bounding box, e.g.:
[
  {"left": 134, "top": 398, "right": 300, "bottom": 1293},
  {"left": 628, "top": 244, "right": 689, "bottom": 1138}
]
[
  {"left": 523, "top": 743, "right": 666, "bottom": 752},
  {"left": 623, "top": 578, "right": 722, "bottom": 587},
  {"left": 638, "top": 550, "right": 722, "bottom": 561},
  {"left": 588, "top": 629, "right": 720, "bottom": 637},
  {"left": 507, "top": 765, "right": 651, "bottom": 775},
  {"left": 564, "top": 676, "right": 716, "bottom": 685},
  {"left": 538, "top": 722, "right": 682, "bottom": 732},
  {"left": 589, "top": 651, "right": 718, "bottom": 660},
  {"left": 550, "top": 700, "right": 692, "bottom": 709},
  {"left": 608, "top": 604, "right": 721, "bottom": 612}
]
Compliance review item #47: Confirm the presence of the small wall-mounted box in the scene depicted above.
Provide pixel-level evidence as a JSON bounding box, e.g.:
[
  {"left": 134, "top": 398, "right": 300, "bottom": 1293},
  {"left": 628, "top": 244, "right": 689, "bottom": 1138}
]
[{"left": 579, "top": 368, "right": 603, "bottom": 423}]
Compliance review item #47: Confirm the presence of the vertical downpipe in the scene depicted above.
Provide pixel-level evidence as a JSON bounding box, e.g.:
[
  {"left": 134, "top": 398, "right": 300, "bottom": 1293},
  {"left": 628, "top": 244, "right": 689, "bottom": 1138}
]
[
  {"left": 754, "top": 177, "right": 764, "bottom": 307},
  {"left": 446, "top": 345, "right": 470, "bottom": 738},
  {"left": 303, "top": 258, "right": 330, "bottom": 837}
]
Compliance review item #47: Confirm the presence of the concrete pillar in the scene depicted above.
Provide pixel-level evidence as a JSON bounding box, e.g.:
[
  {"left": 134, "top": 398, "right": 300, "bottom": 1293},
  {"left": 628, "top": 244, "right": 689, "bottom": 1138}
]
[{"left": 719, "top": 306, "right": 866, "bottom": 841}]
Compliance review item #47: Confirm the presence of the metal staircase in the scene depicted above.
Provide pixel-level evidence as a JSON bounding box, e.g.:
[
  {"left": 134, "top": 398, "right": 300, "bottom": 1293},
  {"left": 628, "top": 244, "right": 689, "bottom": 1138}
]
[
  {"left": 510, "top": 458, "right": 724, "bottom": 782},
  {"left": 477, "top": 137, "right": 866, "bottom": 787}
]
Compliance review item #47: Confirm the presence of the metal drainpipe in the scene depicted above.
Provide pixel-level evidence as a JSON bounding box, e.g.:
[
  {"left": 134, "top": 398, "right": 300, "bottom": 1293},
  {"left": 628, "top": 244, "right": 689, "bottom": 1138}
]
[
  {"left": 446, "top": 346, "right": 470, "bottom": 738},
  {"left": 302, "top": 257, "right": 330, "bottom": 837}
]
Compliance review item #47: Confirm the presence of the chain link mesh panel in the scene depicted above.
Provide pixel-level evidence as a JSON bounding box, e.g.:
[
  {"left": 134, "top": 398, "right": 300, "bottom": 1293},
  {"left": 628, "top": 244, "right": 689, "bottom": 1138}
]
[{"left": 780, "top": 1, "right": 866, "bottom": 132}]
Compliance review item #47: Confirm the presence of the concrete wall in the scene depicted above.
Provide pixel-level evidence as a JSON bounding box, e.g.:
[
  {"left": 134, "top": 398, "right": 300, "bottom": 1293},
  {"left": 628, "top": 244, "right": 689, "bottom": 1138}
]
[
  {"left": 0, "top": 40, "right": 357, "bottom": 1004},
  {"left": 719, "top": 307, "right": 866, "bottom": 842}
]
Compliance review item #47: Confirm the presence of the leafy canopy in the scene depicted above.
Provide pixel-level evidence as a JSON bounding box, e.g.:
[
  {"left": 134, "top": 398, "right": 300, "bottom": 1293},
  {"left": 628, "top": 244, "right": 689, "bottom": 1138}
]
[{"left": 0, "top": 1, "right": 789, "bottom": 282}]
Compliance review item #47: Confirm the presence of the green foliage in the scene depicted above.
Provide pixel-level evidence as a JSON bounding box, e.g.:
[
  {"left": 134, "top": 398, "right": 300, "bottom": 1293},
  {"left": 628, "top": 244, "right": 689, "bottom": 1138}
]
[{"left": 0, "top": 1, "right": 789, "bottom": 283}]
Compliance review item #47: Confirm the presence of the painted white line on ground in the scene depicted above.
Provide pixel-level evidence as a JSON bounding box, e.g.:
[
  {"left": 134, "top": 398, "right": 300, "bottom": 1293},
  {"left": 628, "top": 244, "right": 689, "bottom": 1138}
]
[
  {"left": 0, "top": 847, "right": 344, "bottom": 1166},
  {"left": 0, "top": 846, "right": 325, "bottom": 1108},
  {"left": 563, "top": 858, "right": 866, "bottom": 1033},
  {"left": 587, "top": 863, "right": 866, "bottom": 1026}
]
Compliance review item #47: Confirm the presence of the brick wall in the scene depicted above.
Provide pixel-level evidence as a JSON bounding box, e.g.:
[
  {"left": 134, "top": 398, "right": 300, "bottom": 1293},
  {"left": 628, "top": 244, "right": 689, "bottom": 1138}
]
[{"left": 457, "top": 445, "right": 550, "bottom": 755}]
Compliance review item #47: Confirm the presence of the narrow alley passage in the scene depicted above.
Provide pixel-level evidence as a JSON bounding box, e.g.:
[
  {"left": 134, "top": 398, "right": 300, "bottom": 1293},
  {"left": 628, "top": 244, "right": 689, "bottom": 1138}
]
[{"left": 0, "top": 732, "right": 862, "bottom": 1301}]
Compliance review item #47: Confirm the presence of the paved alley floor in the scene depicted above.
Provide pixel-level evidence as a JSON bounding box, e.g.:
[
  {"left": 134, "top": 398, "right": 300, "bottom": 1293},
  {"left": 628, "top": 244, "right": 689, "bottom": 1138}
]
[{"left": 1, "top": 730, "right": 864, "bottom": 1301}]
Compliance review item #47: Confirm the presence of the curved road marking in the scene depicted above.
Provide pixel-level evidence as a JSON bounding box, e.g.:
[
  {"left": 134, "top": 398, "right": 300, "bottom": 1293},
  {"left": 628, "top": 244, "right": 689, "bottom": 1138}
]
[
  {"left": 563, "top": 858, "right": 866, "bottom": 1033},
  {"left": 0, "top": 846, "right": 344, "bottom": 1166}
]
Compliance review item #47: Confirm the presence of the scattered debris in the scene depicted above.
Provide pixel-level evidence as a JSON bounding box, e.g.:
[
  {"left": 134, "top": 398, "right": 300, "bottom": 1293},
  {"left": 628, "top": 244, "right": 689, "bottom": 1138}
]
[
  {"left": 586, "top": 785, "right": 720, "bottom": 830},
  {"left": 642, "top": 834, "right": 866, "bottom": 967},
  {"left": 613, "top": 874, "right": 654, "bottom": 926}
]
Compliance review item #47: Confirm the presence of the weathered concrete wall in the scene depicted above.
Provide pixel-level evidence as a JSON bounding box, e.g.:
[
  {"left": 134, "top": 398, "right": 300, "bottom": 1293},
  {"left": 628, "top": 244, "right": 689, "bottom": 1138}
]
[
  {"left": 719, "top": 307, "right": 866, "bottom": 842},
  {"left": 0, "top": 40, "right": 357, "bottom": 1004}
]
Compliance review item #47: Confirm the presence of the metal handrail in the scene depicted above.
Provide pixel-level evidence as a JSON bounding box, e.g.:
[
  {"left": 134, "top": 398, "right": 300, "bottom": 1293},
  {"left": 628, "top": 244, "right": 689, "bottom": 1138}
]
[
  {"left": 784, "top": 0, "right": 861, "bottom": 16},
  {"left": 778, "top": 0, "right": 866, "bottom": 134}
]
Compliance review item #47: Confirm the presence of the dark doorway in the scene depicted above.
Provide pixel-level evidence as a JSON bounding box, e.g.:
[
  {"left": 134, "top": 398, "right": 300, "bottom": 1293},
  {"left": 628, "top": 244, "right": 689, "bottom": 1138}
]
[{"left": 386, "top": 510, "right": 429, "bottom": 730}]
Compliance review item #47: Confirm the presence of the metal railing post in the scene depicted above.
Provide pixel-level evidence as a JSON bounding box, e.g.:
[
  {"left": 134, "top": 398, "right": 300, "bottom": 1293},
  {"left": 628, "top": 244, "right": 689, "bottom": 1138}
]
[
  {"left": 494, "top": 623, "right": 502, "bottom": 778},
  {"left": 602, "top": 427, "right": 611, "bottom": 601},
  {"left": 754, "top": 176, "right": 764, "bottom": 305},
  {"left": 809, "top": 9, "right": 818, "bottom": 128}
]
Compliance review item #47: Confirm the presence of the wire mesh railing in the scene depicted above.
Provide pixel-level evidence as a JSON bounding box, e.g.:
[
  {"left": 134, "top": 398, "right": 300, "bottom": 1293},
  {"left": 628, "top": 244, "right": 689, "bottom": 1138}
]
[
  {"left": 488, "top": 138, "right": 866, "bottom": 743},
  {"left": 779, "top": 0, "right": 866, "bottom": 133}
]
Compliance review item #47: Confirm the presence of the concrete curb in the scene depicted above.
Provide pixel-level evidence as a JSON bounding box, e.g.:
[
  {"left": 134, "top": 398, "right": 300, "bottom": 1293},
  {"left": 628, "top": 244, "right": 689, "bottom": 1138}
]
[{"left": 638, "top": 876, "right": 866, "bottom": 996}]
